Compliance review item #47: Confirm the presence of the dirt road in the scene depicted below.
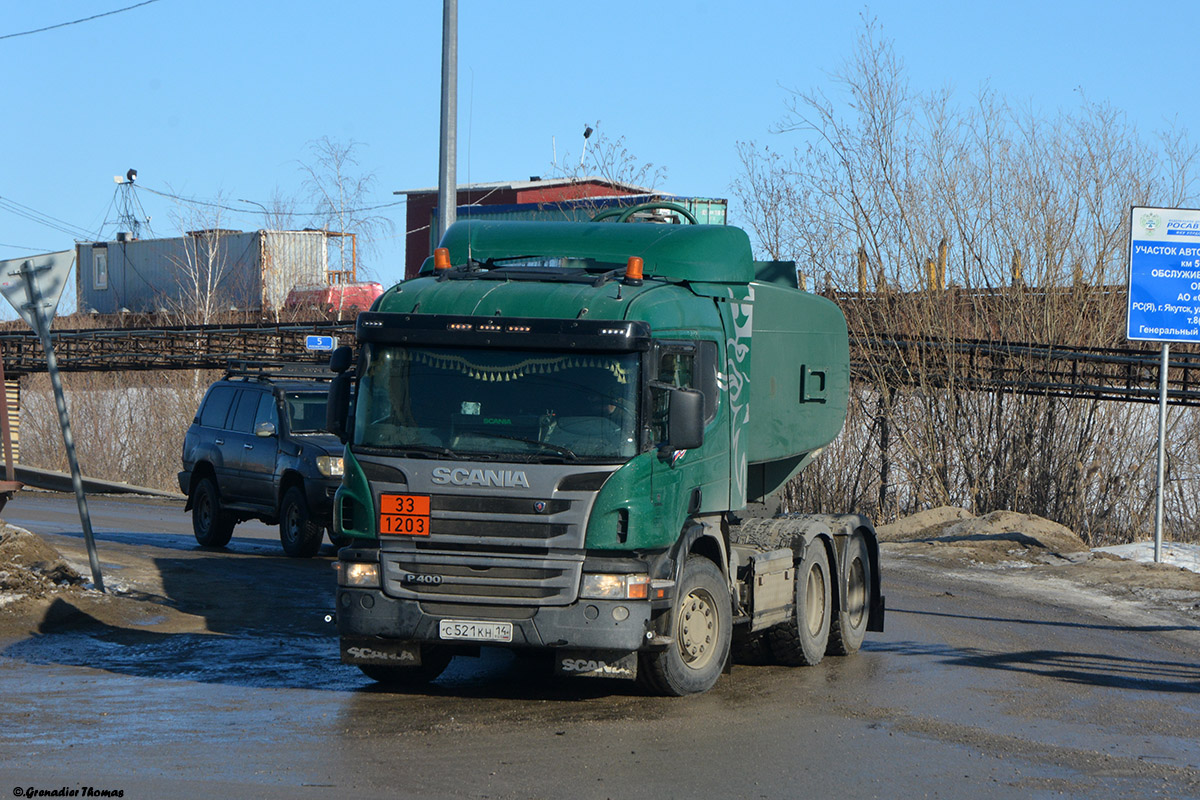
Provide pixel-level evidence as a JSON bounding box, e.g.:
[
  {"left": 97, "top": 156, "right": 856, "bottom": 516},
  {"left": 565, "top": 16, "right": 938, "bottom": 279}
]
[{"left": 1, "top": 495, "right": 1198, "bottom": 799}]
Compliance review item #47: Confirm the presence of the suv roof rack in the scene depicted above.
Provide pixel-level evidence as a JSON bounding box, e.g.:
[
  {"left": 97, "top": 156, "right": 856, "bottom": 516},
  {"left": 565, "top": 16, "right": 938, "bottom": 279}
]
[{"left": 224, "top": 360, "right": 332, "bottom": 382}]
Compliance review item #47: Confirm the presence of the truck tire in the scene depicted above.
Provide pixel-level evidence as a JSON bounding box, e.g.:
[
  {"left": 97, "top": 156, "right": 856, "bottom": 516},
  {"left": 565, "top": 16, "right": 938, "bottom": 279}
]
[
  {"left": 191, "top": 477, "right": 235, "bottom": 548},
  {"left": 731, "top": 628, "right": 774, "bottom": 665},
  {"left": 358, "top": 646, "right": 453, "bottom": 686},
  {"left": 641, "top": 556, "right": 731, "bottom": 696},
  {"left": 280, "top": 486, "right": 323, "bottom": 558},
  {"left": 770, "top": 540, "right": 831, "bottom": 666},
  {"left": 828, "top": 531, "right": 871, "bottom": 655}
]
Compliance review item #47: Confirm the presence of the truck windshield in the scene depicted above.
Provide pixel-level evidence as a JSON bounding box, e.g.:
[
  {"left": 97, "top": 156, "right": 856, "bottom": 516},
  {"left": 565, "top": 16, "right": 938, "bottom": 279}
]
[{"left": 353, "top": 345, "right": 639, "bottom": 461}]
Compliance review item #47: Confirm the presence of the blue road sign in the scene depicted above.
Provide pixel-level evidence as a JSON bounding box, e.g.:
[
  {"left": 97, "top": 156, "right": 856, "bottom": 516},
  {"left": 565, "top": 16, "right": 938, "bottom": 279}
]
[
  {"left": 305, "top": 335, "right": 337, "bottom": 351},
  {"left": 1128, "top": 206, "right": 1200, "bottom": 343}
]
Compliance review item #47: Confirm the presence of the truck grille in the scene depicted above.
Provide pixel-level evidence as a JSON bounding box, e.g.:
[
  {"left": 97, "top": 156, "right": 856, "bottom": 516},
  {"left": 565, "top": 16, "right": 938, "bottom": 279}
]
[
  {"left": 381, "top": 492, "right": 583, "bottom": 550},
  {"left": 362, "top": 460, "right": 616, "bottom": 607},
  {"left": 381, "top": 552, "right": 582, "bottom": 606}
]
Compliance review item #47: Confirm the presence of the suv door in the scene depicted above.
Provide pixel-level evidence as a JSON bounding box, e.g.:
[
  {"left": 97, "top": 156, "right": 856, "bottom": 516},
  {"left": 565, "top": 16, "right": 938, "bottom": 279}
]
[
  {"left": 196, "top": 385, "right": 242, "bottom": 501},
  {"left": 243, "top": 391, "right": 281, "bottom": 508},
  {"left": 224, "top": 387, "right": 278, "bottom": 508}
]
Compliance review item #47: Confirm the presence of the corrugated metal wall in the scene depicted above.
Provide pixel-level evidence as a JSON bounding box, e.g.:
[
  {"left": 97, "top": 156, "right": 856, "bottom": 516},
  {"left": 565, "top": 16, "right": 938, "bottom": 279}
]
[
  {"left": 261, "top": 231, "right": 329, "bottom": 309},
  {"left": 76, "top": 231, "right": 330, "bottom": 314}
]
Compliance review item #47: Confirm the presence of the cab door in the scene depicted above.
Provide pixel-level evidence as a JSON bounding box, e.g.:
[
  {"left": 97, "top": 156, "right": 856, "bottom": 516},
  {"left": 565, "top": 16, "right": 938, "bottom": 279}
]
[{"left": 649, "top": 341, "right": 723, "bottom": 535}]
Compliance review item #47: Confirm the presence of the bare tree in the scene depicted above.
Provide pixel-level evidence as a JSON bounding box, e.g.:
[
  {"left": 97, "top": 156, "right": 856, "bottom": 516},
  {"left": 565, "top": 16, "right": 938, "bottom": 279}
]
[
  {"left": 299, "top": 137, "right": 396, "bottom": 281},
  {"left": 545, "top": 121, "right": 668, "bottom": 217},
  {"left": 247, "top": 187, "right": 300, "bottom": 232},
  {"left": 163, "top": 194, "right": 243, "bottom": 325},
  {"left": 735, "top": 17, "right": 1200, "bottom": 543}
]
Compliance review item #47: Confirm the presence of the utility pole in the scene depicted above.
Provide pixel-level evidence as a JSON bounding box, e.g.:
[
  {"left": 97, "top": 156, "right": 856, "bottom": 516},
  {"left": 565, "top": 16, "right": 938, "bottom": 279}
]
[{"left": 436, "top": 0, "right": 458, "bottom": 245}]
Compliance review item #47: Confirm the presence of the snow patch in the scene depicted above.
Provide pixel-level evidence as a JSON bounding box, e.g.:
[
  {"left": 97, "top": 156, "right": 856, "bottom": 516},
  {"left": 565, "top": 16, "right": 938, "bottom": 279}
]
[{"left": 1093, "top": 541, "right": 1200, "bottom": 574}]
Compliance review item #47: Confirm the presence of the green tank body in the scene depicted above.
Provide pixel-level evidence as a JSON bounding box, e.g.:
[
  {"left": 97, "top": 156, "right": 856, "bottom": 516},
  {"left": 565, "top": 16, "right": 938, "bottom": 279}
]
[{"left": 387, "top": 220, "right": 850, "bottom": 508}]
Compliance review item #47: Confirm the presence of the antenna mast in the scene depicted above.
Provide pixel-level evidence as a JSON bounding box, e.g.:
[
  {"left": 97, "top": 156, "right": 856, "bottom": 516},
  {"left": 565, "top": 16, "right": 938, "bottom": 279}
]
[{"left": 114, "top": 168, "right": 143, "bottom": 239}]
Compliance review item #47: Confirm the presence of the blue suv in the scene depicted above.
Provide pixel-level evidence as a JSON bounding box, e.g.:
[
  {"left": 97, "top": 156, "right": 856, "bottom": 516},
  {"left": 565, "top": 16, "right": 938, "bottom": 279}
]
[{"left": 179, "top": 364, "right": 344, "bottom": 557}]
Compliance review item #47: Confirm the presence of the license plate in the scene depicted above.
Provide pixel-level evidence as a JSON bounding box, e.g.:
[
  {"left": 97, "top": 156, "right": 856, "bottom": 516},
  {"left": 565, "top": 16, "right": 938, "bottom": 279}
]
[
  {"left": 379, "top": 493, "right": 430, "bottom": 536},
  {"left": 439, "top": 619, "right": 514, "bottom": 643}
]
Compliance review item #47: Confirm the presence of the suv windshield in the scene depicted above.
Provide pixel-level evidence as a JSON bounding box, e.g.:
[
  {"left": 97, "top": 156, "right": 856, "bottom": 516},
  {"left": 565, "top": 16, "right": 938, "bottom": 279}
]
[
  {"left": 285, "top": 392, "right": 330, "bottom": 433},
  {"left": 353, "top": 345, "right": 639, "bottom": 461}
]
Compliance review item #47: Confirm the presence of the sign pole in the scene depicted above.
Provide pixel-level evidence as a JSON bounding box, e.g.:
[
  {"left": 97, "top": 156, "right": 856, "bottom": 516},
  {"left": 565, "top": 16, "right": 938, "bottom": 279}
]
[
  {"left": 1153, "top": 343, "right": 1169, "bottom": 564},
  {"left": 18, "top": 261, "right": 105, "bottom": 592}
]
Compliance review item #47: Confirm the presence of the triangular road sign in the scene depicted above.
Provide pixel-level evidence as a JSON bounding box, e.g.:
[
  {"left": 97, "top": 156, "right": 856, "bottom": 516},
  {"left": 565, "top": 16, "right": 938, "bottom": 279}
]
[{"left": 0, "top": 250, "right": 74, "bottom": 331}]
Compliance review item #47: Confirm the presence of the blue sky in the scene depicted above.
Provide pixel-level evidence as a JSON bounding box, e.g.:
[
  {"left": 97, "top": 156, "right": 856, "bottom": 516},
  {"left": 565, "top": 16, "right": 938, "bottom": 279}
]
[{"left": 0, "top": 0, "right": 1194, "bottom": 313}]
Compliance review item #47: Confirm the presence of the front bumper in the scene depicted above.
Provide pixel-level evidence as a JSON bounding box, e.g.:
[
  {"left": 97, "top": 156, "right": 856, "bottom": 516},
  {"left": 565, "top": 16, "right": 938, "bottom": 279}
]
[{"left": 335, "top": 586, "right": 653, "bottom": 652}]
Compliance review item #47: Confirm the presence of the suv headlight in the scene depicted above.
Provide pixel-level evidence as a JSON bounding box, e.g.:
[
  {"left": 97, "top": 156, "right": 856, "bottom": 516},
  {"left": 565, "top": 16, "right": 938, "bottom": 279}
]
[{"left": 317, "top": 455, "right": 344, "bottom": 477}]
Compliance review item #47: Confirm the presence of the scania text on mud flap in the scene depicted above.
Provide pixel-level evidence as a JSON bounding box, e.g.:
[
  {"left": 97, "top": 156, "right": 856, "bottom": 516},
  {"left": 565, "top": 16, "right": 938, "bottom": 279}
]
[{"left": 326, "top": 214, "right": 884, "bottom": 695}]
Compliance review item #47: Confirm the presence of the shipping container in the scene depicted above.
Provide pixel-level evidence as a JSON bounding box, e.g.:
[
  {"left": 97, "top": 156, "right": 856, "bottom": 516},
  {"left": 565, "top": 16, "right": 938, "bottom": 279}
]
[{"left": 75, "top": 230, "right": 331, "bottom": 315}]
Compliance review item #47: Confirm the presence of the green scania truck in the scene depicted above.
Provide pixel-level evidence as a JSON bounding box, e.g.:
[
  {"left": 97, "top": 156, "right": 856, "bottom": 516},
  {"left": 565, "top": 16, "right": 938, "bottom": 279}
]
[{"left": 326, "top": 210, "right": 884, "bottom": 695}]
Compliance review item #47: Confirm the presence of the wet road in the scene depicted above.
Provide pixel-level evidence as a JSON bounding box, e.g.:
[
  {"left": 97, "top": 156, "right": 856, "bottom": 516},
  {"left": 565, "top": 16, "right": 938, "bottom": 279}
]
[{"left": 1, "top": 494, "right": 1199, "bottom": 799}]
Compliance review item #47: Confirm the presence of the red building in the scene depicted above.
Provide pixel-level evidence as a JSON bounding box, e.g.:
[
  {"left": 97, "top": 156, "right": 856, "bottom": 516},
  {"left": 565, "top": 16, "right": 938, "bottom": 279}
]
[{"left": 398, "top": 177, "right": 652, "bottom": 279}]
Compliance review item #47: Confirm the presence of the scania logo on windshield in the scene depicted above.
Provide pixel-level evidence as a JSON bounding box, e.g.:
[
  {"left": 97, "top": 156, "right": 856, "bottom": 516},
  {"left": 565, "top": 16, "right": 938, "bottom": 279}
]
[{"left": 430, "top": 467, "right": 531, "bottom": 488}]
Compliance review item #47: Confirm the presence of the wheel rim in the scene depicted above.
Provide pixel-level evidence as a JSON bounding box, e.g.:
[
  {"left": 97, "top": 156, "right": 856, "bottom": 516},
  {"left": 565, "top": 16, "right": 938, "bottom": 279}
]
[
  {"left": 846, "top": 557, "right": 866, "bottom": 628},
  {"left": 804, "top": 564, "right": 827, "bottom": 637},
  {"left": 197, "top": 490, "right": 212, "bottom": 531},
  {"left": 283, "top": 503, "right": 299, "bottom": 542},
  {"left": 677, "top": 587, "right": 719, "bottom": 670}
]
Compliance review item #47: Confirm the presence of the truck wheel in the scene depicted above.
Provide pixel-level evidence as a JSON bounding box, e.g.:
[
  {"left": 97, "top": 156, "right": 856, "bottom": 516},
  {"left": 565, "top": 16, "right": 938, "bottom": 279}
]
[
  {"left": 731, "top": 629, "right": 774, "bottom": 665},
  {"left": 770, "top": 540, "right": 831, "bottom": 666},
  {"left": 280, "top": 487, "right": 323, "bottom": 558},
  {"left": 358, "top": 647, "right": 452, "bottom": 686},
  {"left": 191, "top": 477, "right": 235, "bottom": 548},
  {"left": 828, "top": 532, "right": 871, "bottom": 655},
  {"left": 642, "top": 556, "right": 731, "bottom": 696}
]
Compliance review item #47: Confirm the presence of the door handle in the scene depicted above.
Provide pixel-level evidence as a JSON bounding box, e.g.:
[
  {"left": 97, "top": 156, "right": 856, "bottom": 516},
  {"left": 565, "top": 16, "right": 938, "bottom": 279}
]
[
  {"left": 243, "top": 443, "right": 254, "bottom": 450},
  {"left": 214, "top": 438, "right": 225, "bottom": 445}
]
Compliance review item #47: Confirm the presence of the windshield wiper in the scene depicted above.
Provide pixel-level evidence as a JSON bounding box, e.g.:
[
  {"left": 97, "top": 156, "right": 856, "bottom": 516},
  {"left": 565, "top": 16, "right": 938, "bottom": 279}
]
[
  {"left": 467, "top": 431, "right": 579, "bottom": 461},
  {"left": 354, "top": 442, "right": 459, "bottom": 459}
]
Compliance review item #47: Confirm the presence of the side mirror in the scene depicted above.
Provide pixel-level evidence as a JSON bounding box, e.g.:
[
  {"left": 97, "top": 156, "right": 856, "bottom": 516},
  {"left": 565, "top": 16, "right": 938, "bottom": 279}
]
[
  {"left": 329, "top": 345, "right": 353, "bottom": 374},
  {"left": 326, "top": 372, "right": 352, "bottom": 442},
  {"left": 255, "top": 421, "right": 277, "bottom": 438},
  {"left": 665, "top": 388, "right": 704, "bottom": 451}
]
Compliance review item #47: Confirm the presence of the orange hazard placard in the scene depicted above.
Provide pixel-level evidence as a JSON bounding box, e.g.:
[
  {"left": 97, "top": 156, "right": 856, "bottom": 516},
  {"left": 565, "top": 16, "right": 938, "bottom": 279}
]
[{"left": 379, "top": 494, "right": 431, "bottom": 536}]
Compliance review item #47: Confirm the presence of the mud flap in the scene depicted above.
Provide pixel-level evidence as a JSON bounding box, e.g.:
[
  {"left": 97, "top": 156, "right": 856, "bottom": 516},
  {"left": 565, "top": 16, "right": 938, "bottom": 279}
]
[
  {"left": 341, "top": 637, "right": 423, "bottom": 666},
  {"left": 555, "top": 650, "right": 638, "bottom": 680},
  {"left": 868, "top": 593, "right": 886, "bottom": 632}
]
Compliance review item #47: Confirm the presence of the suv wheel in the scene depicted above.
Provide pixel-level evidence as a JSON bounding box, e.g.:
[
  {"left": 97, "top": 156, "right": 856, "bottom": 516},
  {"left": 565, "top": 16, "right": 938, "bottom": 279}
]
[
  {"left": 280, "top": 486, "right": 323, "bottom": 558},
  {"left": 192, "top": 477, "right": 235, "bottom": 548}
]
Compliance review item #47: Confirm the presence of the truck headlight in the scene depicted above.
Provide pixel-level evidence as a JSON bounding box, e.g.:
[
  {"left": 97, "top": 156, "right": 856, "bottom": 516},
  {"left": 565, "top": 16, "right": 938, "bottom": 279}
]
[
  {"left": 337, "top": 562, "right": 380, "bottom": 588},
  {"left": 581, "top": 573, "right": 651, "bottom": 600},
  {"left": 318, "top": 455, "right": 344, "bottom": 477}
]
